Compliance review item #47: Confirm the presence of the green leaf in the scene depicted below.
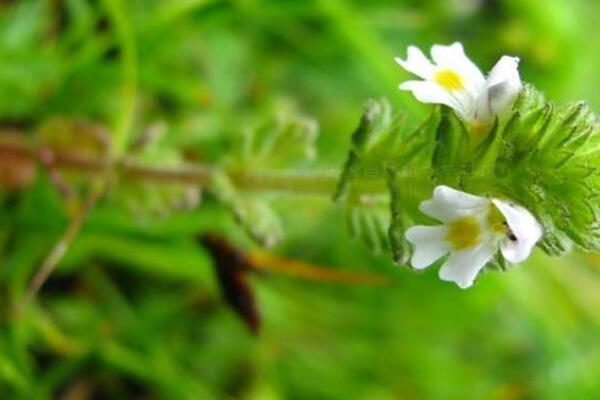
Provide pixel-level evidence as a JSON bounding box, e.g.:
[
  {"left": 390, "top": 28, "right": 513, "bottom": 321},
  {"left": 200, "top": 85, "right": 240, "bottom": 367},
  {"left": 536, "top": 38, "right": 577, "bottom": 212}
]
[
  {"left": 398, "top": 84, "right": 600, "bottom": 255},
  {"left": 431, "top": 107, "right": 470, "bottom": 186},
  {"left": 499, "top": 90, "right": 600, "bottom": 253},
  {"left": 210, "top": 105, "right": 318, "bottom": 247},
  {"left": 209, "top": 171, "right": 283, "bottom": 248},
  {"left": 334, "top": 98, "right": 436, "bottom": 202},
  {"left": 345, "top": 203, "right": 389, "bottom": 256},
  {"left": 228, "top": 103, "right": 318, "bottom": 171},
  {"left": 334, "top": 98, "right": 437, "bottom": 255},
  {"left": 386, "top": 168, "right": 409, "bottom": 265}
]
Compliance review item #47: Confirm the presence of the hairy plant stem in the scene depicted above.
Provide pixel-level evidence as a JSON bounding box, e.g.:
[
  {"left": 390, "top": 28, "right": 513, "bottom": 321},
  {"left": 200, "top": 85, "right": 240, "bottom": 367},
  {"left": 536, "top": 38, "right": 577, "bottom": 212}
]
[
  {"left": 3, "top": 138, "right": 395, "bottom": 307},
  {"left": 0, "top": 140, "right": 394, "bottom": 199}
]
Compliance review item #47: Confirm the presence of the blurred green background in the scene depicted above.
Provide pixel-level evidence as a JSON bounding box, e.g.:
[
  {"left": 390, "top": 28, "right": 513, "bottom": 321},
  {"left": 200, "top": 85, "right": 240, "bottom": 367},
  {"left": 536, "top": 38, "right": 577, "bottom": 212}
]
[{"left": 2, "top": 0, "right": 600, "bottom": 399}]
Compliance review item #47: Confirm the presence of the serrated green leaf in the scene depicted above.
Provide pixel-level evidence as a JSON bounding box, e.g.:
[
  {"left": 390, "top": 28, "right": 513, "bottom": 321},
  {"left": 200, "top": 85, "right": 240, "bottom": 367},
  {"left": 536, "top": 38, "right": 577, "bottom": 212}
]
[
  {"left": 209, "top": 171, "right": 283, "bottom": 248},
  {"left": 334, "top": 98, "right": 440, "bottom": 257},
  {"left": 490, "top": 87, "right": 600, "bottom": 252},
  {"left": 431, "top": 108, "right": 469, "bottom": 186},
  {"left": 230, "top": 105, "right": 318, "bottom": 170},
  {"left": 511, "top": 84, "right": 545, "bottom": 114},
  {"left": 334, "top": 99, "right": 398, "bottom": 202},
  {"left": 386, "top": 168, "right": 409, "bottom": 265},
  {"left": 351, "top": 98, "right": 394, "bottom": 153},
  {"left": 334, "top": 98, "right": 436, "bottom": 203},
  {"left": 345, "top": 204, "right": 389, "bottom": 256}
]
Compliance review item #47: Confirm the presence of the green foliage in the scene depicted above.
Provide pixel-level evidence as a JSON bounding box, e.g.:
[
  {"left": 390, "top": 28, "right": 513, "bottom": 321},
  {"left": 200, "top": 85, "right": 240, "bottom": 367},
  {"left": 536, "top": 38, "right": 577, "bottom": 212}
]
[
  {"left": 0, "top": 2, "right": 62, "bottom": 118},
  {"left": 334, "top": 99, "right": 438, "bottom": 257},
  {"left": 491, "top": 86, "right": 599, "bottom": 254},
  {"left": 3, "top": 0, "right": 600, "bottom": 399},
  {"left": 208, "top": 105, "right": 319, "bottom": 247},
  {"left": 428, "top": 85, "right": 600, "bottom": 255},
  {"left": 210, "top": 170, "right": 283, "bottom": 248},
  {"left": 335, "top": 86, "right": 599, "bottom": 267},
  {"left": 226, "top": 105, "right": 319, "bottom": 171},
  {"left": 115, "top": 124, "right": 202, "bottom": 216}
]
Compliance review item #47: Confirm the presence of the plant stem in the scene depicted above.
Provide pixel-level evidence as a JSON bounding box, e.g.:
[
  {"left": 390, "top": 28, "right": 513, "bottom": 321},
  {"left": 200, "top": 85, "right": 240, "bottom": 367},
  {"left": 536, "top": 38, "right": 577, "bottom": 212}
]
[
  {"left": 23, "top": 181, "right": 103, "bottom": 305},
  {"left": 0, "top": 140, "right": 391, "bottom": 198}
]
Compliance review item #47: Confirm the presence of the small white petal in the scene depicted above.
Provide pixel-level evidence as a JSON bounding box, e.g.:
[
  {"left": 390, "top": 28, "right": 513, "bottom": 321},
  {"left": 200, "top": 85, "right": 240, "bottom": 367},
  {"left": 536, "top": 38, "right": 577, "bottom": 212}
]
[
  {"left": 419, "top": 185, "right": 489, "bottom": 223},
  {"left": 430, "top": 42, "right": 485, "bottom": 90},
  {"left": 395, "top": 46, "right": 435, "bottom": 79},
  {"left": 430, "top": 42, "right": 465, "bottom": 65},
  {"left": 492, "top": 199, "right": 542, "bottom": 263},
  {"left": 487, "top": 56, "right": 521, "bottom": 88},
  {"left": 477, "top": 56, "right": 522, "bottom": 120},
  {"left": 405, "top": 225, "right": 451, "bottom": 269},
  {"left": 399, "top": 81, "right": 466, "bottom": 114},
  {"left": 438, "top": 243, "right": 496, "bottom": 289}
]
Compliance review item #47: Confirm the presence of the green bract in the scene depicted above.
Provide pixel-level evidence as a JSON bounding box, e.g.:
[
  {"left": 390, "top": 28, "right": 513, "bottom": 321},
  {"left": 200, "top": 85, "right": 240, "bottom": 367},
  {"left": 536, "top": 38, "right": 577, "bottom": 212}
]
[
  {"left": 211, "top": 106, "right": 319, "bottom": 248},
  {"left": 335, "top": 85, "right": 600, "bottom": 264}
]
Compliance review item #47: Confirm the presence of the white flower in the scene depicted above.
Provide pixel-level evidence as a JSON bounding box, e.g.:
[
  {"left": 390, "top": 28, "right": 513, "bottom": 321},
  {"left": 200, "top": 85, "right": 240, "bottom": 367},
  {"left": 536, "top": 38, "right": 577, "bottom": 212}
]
[
  {"left": 405, "top": 185, "right": 542, "bottom": 289},
  {"left": 395, "top": 43, "right": 522, "bottom": 126}
]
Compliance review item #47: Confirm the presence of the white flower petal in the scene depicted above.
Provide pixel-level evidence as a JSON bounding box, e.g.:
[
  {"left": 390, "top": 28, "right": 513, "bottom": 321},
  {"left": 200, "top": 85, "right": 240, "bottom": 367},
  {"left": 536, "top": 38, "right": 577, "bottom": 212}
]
[
  {"left": 419, "top": 185, "right": 489, "bottom": 223},
  {"left": 438, "top": 243, "right": 496, "bottom": 289},
  {"left": 476, "top": 56, "right": 522, "bottom": 120},
  {"left": 430, "top": 42, "right": 485, "bottom": 91},
  {"left": 395, "top": 46, "right": 435, "bottom": 79},
  {"left": 430, "top": 42, "right": 465, "bottom": 65},
  {"left": 487, "top": 56, "right": 521, "bottom": 88},
  {"left": 396, "top": 43, "right": 523, "bottom": 124},
  {"left": 491, "top": 199, "right": 542, "bottom": 263},
  {"left": 399, "top": 81, "right": 466, "bottom": 114},
  {"left": 405, "top": 225, "right": 451, "bottom": 269}
]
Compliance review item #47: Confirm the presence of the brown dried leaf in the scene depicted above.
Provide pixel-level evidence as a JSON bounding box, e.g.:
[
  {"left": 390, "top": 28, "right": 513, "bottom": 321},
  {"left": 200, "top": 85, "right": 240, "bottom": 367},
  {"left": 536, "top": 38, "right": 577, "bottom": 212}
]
[{"left": 199, "top": 234, "right": 261, "bottom": 334}]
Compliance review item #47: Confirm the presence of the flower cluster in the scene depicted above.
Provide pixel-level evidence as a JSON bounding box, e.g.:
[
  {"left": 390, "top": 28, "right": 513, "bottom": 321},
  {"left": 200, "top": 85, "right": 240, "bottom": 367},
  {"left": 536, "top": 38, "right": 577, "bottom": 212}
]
[{"left": 395, "top": 43, "right": 542, "bottom": 288}]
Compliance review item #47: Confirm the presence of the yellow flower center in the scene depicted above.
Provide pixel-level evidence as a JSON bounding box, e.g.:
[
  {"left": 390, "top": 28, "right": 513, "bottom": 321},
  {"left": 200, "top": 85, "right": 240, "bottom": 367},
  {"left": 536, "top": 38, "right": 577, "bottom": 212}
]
[
  {"left": 446, "top": 216, "right": 480, "bottom": 250},
  {"left": 435, "top": 69, "right": 464, "bottom": 90}
]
